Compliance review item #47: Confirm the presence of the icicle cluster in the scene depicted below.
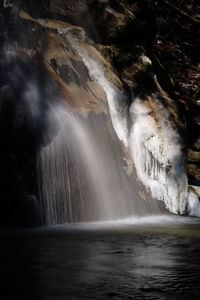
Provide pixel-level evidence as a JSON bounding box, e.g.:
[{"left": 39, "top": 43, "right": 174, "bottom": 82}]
[{"left": 129, "top": 98, "right": 188, "bottom": 214}]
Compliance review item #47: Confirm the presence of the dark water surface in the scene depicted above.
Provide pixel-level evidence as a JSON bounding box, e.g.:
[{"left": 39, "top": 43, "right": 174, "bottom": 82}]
[{"left": 1, "top": 216, "right": 200, "bottom": 300}]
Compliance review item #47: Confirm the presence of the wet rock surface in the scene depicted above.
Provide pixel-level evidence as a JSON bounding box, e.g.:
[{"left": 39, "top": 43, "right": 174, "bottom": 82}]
[{"left": 0, "top": 0, "right": 199, "bottom": 225}]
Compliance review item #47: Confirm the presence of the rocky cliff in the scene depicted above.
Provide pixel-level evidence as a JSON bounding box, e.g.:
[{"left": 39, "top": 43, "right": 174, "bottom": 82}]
[{"left": 0, "top": 0, "right": 199, "bottom": 225}]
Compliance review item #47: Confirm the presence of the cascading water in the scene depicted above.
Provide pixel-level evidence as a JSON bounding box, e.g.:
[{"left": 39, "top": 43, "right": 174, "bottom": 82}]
[
  {"left": 38, "top": 102, "right": 161, "bottom": 224},
  {"left": 39, "top": 103, "right": 128, "bottom": 224},
  {"left": 37, "top": 28, "right": 164, "bottom": 224}
]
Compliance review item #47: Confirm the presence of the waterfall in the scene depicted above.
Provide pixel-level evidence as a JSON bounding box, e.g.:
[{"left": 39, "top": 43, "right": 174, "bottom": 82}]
[
  {"left": 39, "top": 103, "right": 159, "bottom": 224},
  {"left": 0, "top": 5, "right": 198, "bottom": 226},
  {"left": 38, "top": 104, "right": 107, "bottom": 224}
]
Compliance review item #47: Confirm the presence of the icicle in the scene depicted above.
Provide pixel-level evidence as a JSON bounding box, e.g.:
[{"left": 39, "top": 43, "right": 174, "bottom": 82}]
[{"left": 129, "top": 97, "right": 188, "bottom": 214}]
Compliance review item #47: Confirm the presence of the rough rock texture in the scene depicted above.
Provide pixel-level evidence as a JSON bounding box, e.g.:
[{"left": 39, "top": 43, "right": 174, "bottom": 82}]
[
  {"left": 0, "top": 0, "right": 199, "bottom": 225},
  {"left": 147, "top": 0, "right": 200, "bottom": 186}
]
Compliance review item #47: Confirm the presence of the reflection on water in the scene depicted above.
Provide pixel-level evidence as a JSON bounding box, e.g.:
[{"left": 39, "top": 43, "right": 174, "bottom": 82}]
[{"left": 0, "top": 216, "right": 200, "bottom": 299}]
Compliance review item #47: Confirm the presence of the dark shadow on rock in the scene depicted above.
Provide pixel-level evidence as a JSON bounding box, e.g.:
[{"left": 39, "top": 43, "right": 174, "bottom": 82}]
[{"left": 0, "top": 45, "right": 59, "bottom": 227}]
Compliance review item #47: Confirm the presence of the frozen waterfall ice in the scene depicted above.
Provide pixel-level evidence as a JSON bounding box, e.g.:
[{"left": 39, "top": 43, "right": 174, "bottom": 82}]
[
  {"left": 129, "top": 97, "right": 188, "bottom": 214},
  {"left": 66, "top": 33, "right": 189, "bottom": 215}
]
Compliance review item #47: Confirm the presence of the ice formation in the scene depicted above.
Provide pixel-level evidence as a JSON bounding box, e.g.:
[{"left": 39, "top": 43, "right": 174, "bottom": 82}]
[
  {"left": 187, "top": 191, "right": 200, "bottom": 217},
  {"left": 129, "top": 97, "right": 188, "bottom": 214},
  {"left": 66, "top": 32, "right": 129, "bottom": 147}
]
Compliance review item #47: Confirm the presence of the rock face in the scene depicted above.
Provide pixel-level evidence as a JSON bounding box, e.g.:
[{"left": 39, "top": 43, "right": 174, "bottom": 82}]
[
  {"left": 149, "top": 0, "right": 200, "bottom": 192},
  {"left": 0, "top": 0, "right": 199, "bottom": 225}
]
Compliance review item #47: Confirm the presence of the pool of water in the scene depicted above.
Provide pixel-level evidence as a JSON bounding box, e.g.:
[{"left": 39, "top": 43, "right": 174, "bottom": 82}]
[{"left": 1, "top": 215, "right": 200, "bottom": 299}]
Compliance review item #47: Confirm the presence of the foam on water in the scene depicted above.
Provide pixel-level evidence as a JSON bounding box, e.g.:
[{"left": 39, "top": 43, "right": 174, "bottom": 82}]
[{"left": 49, "top": 215, "right": 200, "bottom": 233}]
